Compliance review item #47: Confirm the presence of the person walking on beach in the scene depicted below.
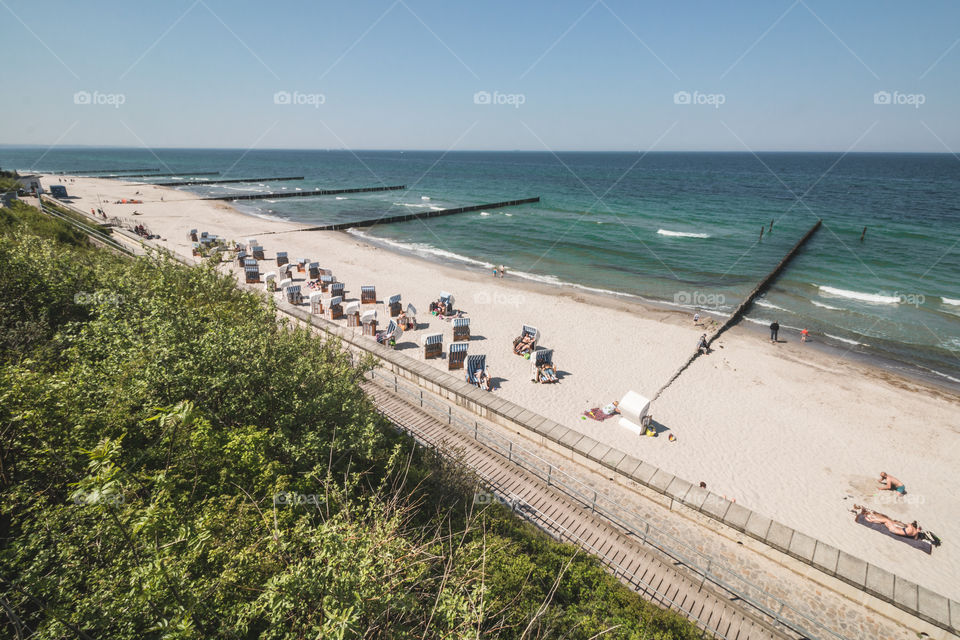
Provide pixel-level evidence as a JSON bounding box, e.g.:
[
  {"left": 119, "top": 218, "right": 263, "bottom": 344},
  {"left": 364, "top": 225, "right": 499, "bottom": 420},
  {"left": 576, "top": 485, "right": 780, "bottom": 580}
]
[
  {"left": 769, "top": 321, "right": 780, "bottom": 343},
  {"left": 697, "top": 334, "right": 708, "bottom": 355},
  {"left": 693, "top": 311, "right": 700, "bottom": 325},
  {"left": 801, "top": 328, "right": 808, "bottom": 343}
]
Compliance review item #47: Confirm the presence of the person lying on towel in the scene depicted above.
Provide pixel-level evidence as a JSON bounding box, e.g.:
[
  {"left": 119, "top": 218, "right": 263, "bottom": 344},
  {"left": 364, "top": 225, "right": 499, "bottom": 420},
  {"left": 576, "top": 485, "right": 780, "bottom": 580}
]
[
  {"left": 537, "top": 363, "right": 558, "bottom": 383},
  {"left": 852, "top": 505, "right": 940, "bottom": 546},
  {"left": 472, "top": 370, "right": 492, "bottom": 391}
]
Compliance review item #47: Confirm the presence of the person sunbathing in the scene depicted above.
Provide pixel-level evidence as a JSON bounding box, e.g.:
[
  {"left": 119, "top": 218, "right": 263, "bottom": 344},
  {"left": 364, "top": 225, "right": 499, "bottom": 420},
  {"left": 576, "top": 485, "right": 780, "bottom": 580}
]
[
  {"left": 852, "top": 505, "right": 920, "bottom": 538},
  {"left": 514, "top": 334, "right": 535, "bottom": 355},
  {"left": 396, "top": 311, "right": 411, "bottom": 330},
  {"left": 538, "top": 363, "right": 558, "bottom": 383},
  {"left": 878, "top": 472, "right": 906, "bottom": 495},
  {"left": 473, "top": 370, "right": 491, "bottom": 391}
]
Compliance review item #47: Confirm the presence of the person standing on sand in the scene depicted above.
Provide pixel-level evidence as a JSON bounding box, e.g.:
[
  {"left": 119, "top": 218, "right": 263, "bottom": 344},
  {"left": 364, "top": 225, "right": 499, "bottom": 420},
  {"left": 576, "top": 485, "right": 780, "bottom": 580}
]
[
  {"left": 693, "top": 311, "right": 700, "bottom": 325},
  {"left": 770, "top": 321, "right": 779, "bottom": 343},
  {"left": 801, "top": 328, "right": 808, "bottom": 343}
]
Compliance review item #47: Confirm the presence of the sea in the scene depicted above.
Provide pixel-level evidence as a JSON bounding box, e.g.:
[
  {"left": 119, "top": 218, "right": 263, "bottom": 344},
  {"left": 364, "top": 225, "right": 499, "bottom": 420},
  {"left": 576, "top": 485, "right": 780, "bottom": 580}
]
[{"left": 4, "top": 147, "right": 959, "bottom": 387}]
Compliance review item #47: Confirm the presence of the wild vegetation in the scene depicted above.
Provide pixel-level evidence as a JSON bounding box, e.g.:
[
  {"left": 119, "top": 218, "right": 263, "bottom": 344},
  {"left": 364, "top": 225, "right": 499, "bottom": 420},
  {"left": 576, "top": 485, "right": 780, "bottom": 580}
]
[{"left": 0, "top": 201, "right": 701, "bottom": 639}]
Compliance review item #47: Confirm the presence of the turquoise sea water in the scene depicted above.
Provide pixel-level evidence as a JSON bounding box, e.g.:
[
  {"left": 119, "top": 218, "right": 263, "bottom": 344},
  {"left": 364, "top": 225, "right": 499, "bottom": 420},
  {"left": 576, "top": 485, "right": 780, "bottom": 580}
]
[{"left": 5, "top": 147, "right": 959, "bottom": 384}]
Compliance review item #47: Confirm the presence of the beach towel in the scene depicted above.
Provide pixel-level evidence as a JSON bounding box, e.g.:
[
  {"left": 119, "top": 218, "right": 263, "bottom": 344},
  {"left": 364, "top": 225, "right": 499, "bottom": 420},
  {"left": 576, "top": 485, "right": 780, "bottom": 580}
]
[
  {"left": 583, "top": 408, "right": 618, "bottom": 422},
  {"left": 855, "top": 514, "right": 932, "bottom": 554}
]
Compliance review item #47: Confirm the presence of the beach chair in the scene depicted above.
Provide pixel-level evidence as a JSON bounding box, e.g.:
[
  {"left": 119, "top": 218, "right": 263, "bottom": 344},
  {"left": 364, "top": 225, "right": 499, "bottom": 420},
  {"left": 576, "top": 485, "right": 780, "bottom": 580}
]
[
  {"left": 276, "top": 251, "right": 288, "bottom": 266},
  {"left": 327, "top": 296, "right": 343, "bottom": 320},
  {"left": 192, "top": 242, "right": 202, "bottom": 257},
  {"left": 245, "top": 237, "right": 258, "bottom": 251},
  {"left": 452, "top": 317, "right": 471, "bottom": 342},
  {"left": 617, "top": 391, "right": 653, "bottom": 436},
  {"left": 309, "top": 291, "right": 324, "bottom": 314},
  {"left": 465, "top": 355, "right": 488, "bottom": 389},
  {"left": 308, "top": 262, "right": 320, "bottom": 280},
  {"left": 330, "top": 282, "right": 345, "bottom": 298},
  {"left": 296, "top": 258, "right": 308, "bottom": 273},
  {"left": 236, "top": 251, "right": 247, "bottom": 267},
  {"left": 279, "top": 264, "right": 293, "bottom": 280},
  {"left": 245, "top": 267, "right": 260, "bottom": 284},
  {"left": 531, "top": 349, "right": 559, "bottom": 383},
  {"left": 264, "top": 272, "right": 277, "bottom": 292},
  {"left": 512, "top": 325, "right": 540, "bottom": 355},
  {"left": 278, "top": 278, "right": 293, "bottom": 293},
  {"left": 243, "top": 257, "right": 258, "bottom": 269},
  {"left": 188, "top": 229, "right": 198, "bottom": 241},
  {"left": 448, "top": 342, "right": 468, "bottom": 370},
  {"left": 345, "top": 301, "right": 361, "bottom": 326},
  {"left": 252, "top": 245, "right": 265, "bottom": 260},
  {"left": 319, "top": 274, "right": 335, "bottom": 292},
  {"left": 405, "top": 303, "right": 417, "bottom": 329},
  {"left": 361, "top": 310, "right": 377, "bottom": 336},
  {"left": 361, "top": 286, "right": 376, "bottom": 305},
  {"left": 388, "top": 294, "right": 402, "bottom": 317},
  {"left": 422, "top": 333, "right": 443, "bottom": 359},
  {"left": 439, "top": 291, "right": 455, "bottom": 315},
  {"left": 200, "top": 231, "right": 209, "bottom": 239},
  {"left": 285, "top": 285, "right": 302, "bottom": 305},
  {"left": 377, "top": 320, "right": 402, "bottom": 348}
]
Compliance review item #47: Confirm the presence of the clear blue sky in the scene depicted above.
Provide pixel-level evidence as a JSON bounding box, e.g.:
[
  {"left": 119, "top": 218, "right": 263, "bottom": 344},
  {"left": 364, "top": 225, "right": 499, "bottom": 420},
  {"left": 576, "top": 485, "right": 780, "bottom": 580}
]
[{"left": 3, "top": 0, "right": 959, "bottom": 151}]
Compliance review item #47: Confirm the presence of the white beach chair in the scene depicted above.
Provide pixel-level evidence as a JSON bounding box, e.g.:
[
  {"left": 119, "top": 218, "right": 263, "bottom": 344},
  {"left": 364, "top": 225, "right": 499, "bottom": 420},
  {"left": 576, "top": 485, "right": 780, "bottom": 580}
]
[
  {"left": 264, "top": 272, "right": 277, "bottom": 291},
  {"left": 377, "top": 320, "right": 402, "bottom": 348},
  {"left": 618, "top": 390, "right": 652, "bottom": 435},
  {"left": 439, "top": 291, "right": 455, "bottom": 315},
  {"left": 309, "top": 291, "right": 324, "bottom": 314},
  {"left": 344, "top": 301, "right": 361, "bottom": 326},
  {"left": 285, "top": 285, "right": 302, "bottom": 305},
  {"left": 361, "top": 309, "right": 378, "bottom": 336},
  {"left": 405, "top": 303, "right": 417, "bottom": 328},
  {"left": 245, "top": 237, "right": 258, "bottom": 251}
]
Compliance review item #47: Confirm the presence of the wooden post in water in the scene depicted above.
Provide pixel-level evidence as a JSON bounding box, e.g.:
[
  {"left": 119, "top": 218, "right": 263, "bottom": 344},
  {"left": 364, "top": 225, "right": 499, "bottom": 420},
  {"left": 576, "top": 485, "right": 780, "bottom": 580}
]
[
  {"left": 861, "top": 226, "right": 867, "bottom": 242},
  {"left": 769, "top": 219, "right": 774, "bottom": 233},
  {"left": 759, "top": 226, "right": 764, "bottom": 241}
]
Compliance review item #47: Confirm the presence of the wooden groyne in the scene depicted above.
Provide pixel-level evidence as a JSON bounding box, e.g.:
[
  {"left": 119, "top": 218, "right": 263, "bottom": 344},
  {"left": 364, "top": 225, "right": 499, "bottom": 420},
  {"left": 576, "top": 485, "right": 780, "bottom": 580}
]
[
  {"left": 203, "top": 185, "right": 406, "bottom": 202},
  {"left": 654, "top": 219, "right": 822, "bottom": 399},
  {"left": 155, "top": 175, "right": 303, "bottom": 187},
  {"left": 291, "top": 197, "right": 541, "bottom": 232},
  {"left": 110, "top": 171, "right": 220, "bottom": 179},
  {"left": 60, "top": 168, "right": 159, "bottom": 175}
]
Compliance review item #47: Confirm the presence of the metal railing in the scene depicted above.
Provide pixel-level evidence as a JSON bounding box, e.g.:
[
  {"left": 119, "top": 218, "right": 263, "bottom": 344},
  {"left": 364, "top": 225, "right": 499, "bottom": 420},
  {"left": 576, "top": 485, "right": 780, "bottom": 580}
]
[
  {"left": 368, "top": 369, "right": 849, "bottom": 640},
  {"left": 371, "top": 389, "right": 738, "bottom": 640}
]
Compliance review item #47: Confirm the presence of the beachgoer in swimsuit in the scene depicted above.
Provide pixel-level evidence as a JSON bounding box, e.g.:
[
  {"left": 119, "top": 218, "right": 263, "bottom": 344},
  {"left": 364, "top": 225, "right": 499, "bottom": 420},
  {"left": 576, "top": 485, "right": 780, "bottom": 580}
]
[
  {"left": 852, "top": 505, "right": 920, "bottom": 538},
  {"left": 878, "top": 472, "right": 906, "bottom": 495}
]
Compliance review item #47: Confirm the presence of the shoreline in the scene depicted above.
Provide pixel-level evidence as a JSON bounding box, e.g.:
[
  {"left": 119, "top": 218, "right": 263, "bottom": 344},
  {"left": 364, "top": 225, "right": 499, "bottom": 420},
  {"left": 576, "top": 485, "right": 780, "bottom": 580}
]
[{"left": 37, "top": 174, "right": 960, "bottom": 601}]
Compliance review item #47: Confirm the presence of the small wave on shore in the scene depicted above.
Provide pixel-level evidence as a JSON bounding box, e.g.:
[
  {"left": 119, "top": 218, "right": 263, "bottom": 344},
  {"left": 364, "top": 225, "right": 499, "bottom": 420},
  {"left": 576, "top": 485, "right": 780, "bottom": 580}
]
[
  {"left": 942, "top": 297, "right": 960, "bottom": 306},
  {"left": 657, "top": 229, "right": 710, "bottom": 238},
  {"left": 811, "top": 299, "right": 842, "bottom": 311},
  {"left": 824, "top": 333, "right": 863, "bottom": 346},
  {"left": 755, "top": 300, "right": 787, "bottom": 311},
  {"left": 818, "top": 285, "right": 899, "bottom": 304}
]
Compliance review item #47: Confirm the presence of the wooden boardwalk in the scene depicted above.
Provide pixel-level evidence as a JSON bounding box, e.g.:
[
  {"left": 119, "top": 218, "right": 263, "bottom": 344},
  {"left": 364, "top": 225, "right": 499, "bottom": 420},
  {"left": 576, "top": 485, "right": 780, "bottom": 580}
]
[{"left": 363, "top": 380, "right": 798, "bottom": 640}]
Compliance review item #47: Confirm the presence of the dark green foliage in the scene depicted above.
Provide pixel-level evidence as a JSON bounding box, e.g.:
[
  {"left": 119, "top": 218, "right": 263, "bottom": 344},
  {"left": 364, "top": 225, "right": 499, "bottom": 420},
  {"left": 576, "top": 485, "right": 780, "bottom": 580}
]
[{"left": 0, "top": 202, "right": 701, "bottom": 639}]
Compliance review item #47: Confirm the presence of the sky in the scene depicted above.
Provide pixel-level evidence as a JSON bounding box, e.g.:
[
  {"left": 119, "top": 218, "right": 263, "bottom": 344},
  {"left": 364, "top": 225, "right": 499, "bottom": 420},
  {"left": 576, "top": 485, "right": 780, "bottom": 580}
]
[{"left": 2, "top": 0, "right": 959, "bottom": 152}]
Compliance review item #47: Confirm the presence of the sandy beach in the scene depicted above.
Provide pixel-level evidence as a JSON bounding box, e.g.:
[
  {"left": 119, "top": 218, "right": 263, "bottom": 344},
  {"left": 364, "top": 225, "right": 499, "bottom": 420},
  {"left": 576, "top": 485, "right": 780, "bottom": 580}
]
[{"left": 46, "top": 174, "right": 960, "bottom": 601}]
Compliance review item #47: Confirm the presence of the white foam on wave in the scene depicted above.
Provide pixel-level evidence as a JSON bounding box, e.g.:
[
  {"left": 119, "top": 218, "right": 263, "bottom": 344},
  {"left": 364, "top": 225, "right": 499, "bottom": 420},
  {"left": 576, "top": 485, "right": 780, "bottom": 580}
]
[
  {"left": 263, "top": 200, "right": 277, "bottom": 204},
  {"left": 429, "top": 206, "right": 444, "bottom": 211},
  {"left": 824, "top": 333, "right": 862, "bottom": 346},
  {"left": 335, "top": 196, "right": 347, "bottom": 200},
  {"left": 393, "top": 202, "right": 430, "bottom": 208},
  {"left": 480, "top": 212, "right": 490, "bottom": 216},
  {"left": 421, "top": 196, "right": 430, "bottom": 201},
  {"left": 818, "top": 285, "right": 899, "bottom": 305},
  {"left": 657, "top": 229, "right": 710, "bottom": 239},
  {"left": 942, "top": 297, "right": 960, "bottom": 306},
  {"left": 755, "top": 300, "right": 786, "bottom": 311},
  {"left": 918, "top": 366, "right": 960, "bottom": 384},
  {"left": 810, "top": 299, "right": 842, "bottom": 311}
]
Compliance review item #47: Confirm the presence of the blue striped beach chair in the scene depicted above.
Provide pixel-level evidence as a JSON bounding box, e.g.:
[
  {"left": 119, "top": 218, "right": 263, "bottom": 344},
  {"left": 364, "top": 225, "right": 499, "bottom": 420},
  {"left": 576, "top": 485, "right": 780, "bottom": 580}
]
[
  {"left": 285, "top": 285, "right": 302, "bottom": 305},
  {"left": 422, "top": 333, "right": 443, "bottom": 359},
  {"left": 465, "top": 355, "right": 489, "bottom": 390},
  {"left": 452, "top": 317, "right": 470, "bottom": 342},
  {"left": 308, "top": 262, "right": 320, "bottom": 279},
  {"left": 276, "top": 251, "right": 288, "bottom": 266},
  {"left": 361, "top": 285, "right": 376, "bottom": 305},
  {"left": 388, "top": 294, "right": 402, "bottom": 317},
  {"left": 252, "top": 245, "right": 265, "bottom": 260},
  {"left": 330, "top": 282, "right": 345, "bottom": 298},
  {"left": 448, "top": 342, "right": 468, "bottom": 370}
]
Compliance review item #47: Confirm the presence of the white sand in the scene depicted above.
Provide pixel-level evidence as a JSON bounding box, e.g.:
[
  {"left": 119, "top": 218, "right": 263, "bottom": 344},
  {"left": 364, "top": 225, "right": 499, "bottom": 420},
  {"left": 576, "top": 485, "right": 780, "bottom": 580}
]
[{"left": 46, "top": 174, "right": 960, "bottom": 600}]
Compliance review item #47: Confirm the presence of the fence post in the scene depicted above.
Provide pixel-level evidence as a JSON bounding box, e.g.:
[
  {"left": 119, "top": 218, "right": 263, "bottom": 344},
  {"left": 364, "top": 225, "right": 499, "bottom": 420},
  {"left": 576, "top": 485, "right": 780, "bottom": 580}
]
[
  {"left": 448, "top": 406, "right": 452, "bottom": 424},
  {"left": 474, "top": 421, "right": 478, "bottom": 440},
  {"left": 592, "top": 491, "right": 597, "bottom": 513},
  {"left": 547, "top": 465, "right": 552, "bottom": 486},
  {"left": 394, "top": 375, "right": 398, "bottom": 392},
  {"left": 508, "top": 442, "right": 513, "bottom": 461},
  {"left": 420, "top": 390, "right": 423, "bottom": 407}
]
